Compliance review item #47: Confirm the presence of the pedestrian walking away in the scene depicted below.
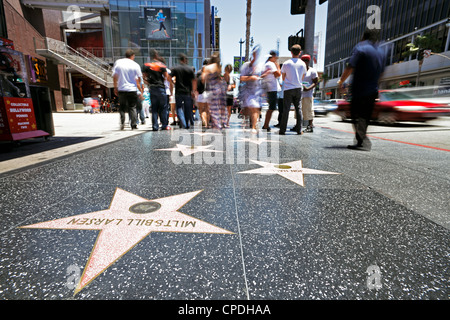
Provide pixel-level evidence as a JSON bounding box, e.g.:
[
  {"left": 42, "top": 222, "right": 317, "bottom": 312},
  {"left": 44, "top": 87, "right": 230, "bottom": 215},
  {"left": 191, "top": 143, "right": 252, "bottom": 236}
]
[
  {"left": 170, "top": 53, "right": 197, "bottom": 129},
  {"left": 338, "top": 28, "right": 386, "bottom": 151},
  {"left": 203, "top": 53, "right": 227, "bottom": 130},
  {"left": 143, "top": 49, "right": 172, "bottom": 131},
  {"left": 261, "top": 50, "right": 281, "bottom": 132},
  {"left": 239, "top": 45, "right": 263, "bottom": 134},
  {"left": 112, "top": 49, "right": 144, "bottom": 130},
  {"left": 279, "top": 44, "right": 306, "bottom": 135},
  {"left": 223, "top": 64, "right": 236, "bottom": 128},
  {"left": 300, "top": 54, "right": 319, "bottom": 133},
  {"left": 196, "top": 59, "right": 211, "bottom": 128}
]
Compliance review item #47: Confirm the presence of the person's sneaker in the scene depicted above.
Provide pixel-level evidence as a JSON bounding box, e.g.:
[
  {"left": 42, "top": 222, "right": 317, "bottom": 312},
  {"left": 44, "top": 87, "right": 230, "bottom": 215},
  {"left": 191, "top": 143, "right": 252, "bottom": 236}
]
[
  {"left": 347, "top": 144, "right": 370, "bottom": 151},
  {"left": 251, "top": 129, "right": 258, "bottom": 134},
  {"left": 164, "top": 126, "right": 171, "bottom": 130},
  {"left": 303, "top": 126, "right": 313, "bottom": 133}
]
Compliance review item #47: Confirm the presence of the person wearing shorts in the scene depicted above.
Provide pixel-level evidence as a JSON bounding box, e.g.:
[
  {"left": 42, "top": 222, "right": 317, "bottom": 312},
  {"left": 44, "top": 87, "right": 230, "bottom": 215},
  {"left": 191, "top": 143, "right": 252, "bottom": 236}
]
[
  {"left": 300, "top": 54, "right": 318, "bottom": 133},
  {"left": 261, "top": 50, "right": 281, "bottom": 132}
]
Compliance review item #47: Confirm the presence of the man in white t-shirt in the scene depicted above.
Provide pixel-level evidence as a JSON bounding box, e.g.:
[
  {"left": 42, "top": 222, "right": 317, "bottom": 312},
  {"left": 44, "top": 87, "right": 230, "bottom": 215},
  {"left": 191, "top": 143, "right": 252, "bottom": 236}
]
[
  {"left": 279, "top": 44, "right": 306, "bottom": 135},
  {"left": 261, "top": 50, "right": 281, "bottom": 132},
  {"left": 112, "top": 49, "right": 144, "bottom": 130},
  {"left": 300, "top": 54, "right": 318, "bottom": 133}
]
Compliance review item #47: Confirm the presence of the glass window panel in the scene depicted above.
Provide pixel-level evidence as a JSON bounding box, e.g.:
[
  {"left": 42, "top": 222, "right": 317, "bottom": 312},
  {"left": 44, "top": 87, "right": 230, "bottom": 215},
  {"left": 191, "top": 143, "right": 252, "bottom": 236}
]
[
  {"left": 173, "top": 2, "right": 185, "bottom": 12},
  {"left": 186, "top": 2, "right": 196, "bottom": 13},
  {"left": 117, "top": 0, "right": 128, "bottom": 10},
  {"left": 110, "top": 0, "right": 118, "bottom": 10},
  {"left": 128, "top": 1, "right": 140, "bottom": 11},
  {"left": 197, "top": 2, "right": 204, "bottom": 14}
]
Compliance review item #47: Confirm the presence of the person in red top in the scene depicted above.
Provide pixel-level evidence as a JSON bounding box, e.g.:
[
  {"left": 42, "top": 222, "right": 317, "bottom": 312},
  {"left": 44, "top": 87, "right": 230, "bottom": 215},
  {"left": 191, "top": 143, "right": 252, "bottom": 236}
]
[{"left": 142, "top": 49, "right": 172, "bottom": 131}]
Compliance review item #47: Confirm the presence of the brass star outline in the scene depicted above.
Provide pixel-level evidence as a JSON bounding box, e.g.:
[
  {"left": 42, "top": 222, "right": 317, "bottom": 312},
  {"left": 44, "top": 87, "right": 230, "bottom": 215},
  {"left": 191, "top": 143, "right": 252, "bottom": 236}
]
[{"left": 19, "top": 188, "right": 234, "bottom": 294}]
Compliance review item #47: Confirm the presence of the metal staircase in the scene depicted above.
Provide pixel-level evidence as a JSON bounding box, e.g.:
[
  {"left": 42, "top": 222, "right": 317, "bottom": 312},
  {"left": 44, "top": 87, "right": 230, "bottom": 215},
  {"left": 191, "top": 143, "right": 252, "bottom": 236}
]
[{"left": 35, "top": 37, "right": 113, "bottom": 88}]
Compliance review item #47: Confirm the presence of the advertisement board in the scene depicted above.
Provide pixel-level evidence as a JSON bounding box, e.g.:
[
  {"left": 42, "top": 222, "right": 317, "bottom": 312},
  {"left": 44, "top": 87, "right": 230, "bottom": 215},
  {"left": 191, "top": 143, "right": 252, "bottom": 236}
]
[{"left": 145, "top": 7, "right": 172, "bottom": 40}]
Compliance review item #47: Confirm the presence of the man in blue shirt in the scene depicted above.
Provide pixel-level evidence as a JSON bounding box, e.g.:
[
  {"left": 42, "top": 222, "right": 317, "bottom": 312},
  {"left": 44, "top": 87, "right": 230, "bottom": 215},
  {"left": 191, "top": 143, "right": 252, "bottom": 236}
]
[{"left": 338, "top": 29, "right": 385, "bottom": 151}]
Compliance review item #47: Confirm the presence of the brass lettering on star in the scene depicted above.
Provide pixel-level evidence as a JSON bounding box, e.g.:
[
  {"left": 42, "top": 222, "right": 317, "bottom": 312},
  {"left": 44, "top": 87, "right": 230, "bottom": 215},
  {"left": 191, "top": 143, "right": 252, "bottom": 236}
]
[{"left": 67, "top": 218, "right": 196, "bottom": 228}]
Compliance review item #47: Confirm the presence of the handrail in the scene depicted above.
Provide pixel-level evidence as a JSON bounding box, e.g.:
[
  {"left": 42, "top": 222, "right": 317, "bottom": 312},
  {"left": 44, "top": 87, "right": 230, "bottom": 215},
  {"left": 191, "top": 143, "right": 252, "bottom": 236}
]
[
  {"left": 77, "top": 47, "right": 111, "bottom": 70},
  {"left": 44, "top": 37, "right": 112, "bottom": 82}
]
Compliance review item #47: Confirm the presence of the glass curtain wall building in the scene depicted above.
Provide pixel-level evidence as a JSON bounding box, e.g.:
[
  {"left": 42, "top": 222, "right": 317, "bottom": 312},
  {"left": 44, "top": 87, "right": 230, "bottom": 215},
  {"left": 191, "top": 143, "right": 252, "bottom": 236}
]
[
  {"left": 325, "top": 0, "right": 450, "bottom": 79},
  {"left": 103, "top": 0, "right": 211, "bottom": 71}
]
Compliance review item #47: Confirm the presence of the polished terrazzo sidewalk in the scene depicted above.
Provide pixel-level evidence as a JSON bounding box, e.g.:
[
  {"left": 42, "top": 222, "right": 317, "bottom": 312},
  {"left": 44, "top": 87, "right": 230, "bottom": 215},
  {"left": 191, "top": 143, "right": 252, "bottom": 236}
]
[{"left": 0, "top": 116, "right": 448, "bottom": 300}]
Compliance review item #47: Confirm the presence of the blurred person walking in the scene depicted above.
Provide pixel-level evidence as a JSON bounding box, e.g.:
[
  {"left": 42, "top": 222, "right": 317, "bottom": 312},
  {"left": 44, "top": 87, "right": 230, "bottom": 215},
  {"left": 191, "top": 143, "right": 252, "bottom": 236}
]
[
  {"left": 279, "top": 44, "right": 306, "bottom": 135},
  {"left": 143, "top": 49, "right": 172, "bottom": 131},
  {"left": 223, "top": 64, "right": 236, "bottom": 128},
  {"left": 196, "top": 59, "right": 210, "bottom": 128},
  {"left": 202, "top": 53, "right": 227, "bottom": 130},
  {"left": 112, "top": 49, "right": 144, "bottom": 130},
  {"left": 261, "top": 50, "right": 281, "bottom": 132},
  {"left": 240, "top": 45, "right": 263, "bottom": 134},
  {"left": 300, "top": 54, "right": 318, "bottom": 133},
  {"left": 338, "top": 29, "right": 385, "bottom": 151},
  {"left": 171, "top": 53, "right": 197, "bottom": 129}
]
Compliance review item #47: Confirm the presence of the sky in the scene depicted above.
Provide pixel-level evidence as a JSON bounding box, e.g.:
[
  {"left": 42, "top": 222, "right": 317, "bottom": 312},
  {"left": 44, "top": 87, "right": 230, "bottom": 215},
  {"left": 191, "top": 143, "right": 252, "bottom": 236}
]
[{"left": 210, "top": 0, "right": 328, "bottom": 72}]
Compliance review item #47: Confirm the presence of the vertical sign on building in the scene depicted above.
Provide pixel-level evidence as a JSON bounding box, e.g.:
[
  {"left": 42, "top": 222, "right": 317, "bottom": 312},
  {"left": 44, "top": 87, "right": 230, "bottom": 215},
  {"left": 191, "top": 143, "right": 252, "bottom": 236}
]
[{"left": 211, "top": 6, "right": 215, "bottom": 50}]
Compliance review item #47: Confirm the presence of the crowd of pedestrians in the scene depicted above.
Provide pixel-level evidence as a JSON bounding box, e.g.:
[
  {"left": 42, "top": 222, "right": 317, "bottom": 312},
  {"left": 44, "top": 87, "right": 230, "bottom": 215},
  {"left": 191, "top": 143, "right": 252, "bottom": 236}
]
[{"left": 110, "top": 43, "right": 321, "bottom": 135}]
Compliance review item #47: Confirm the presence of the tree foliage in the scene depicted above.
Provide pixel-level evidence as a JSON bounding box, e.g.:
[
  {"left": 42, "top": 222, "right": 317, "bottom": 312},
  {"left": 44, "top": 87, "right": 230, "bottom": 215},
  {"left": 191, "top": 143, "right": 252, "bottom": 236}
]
[{"left": 403, "top": 35, "right": 442, "bottom": 61}]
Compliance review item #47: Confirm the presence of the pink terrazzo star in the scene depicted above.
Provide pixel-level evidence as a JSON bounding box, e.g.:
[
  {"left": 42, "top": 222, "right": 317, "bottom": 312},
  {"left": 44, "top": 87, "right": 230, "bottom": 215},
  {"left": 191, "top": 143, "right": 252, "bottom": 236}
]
[{"left": 19, "top": 188, "right": 234, "bottom": 294}]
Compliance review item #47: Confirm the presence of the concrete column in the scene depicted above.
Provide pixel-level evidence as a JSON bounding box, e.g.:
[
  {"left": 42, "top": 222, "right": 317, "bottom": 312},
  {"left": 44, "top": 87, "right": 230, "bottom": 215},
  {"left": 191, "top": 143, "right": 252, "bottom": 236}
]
[{"left": 304, "top": 0, "right": 316, "bottom": 67}]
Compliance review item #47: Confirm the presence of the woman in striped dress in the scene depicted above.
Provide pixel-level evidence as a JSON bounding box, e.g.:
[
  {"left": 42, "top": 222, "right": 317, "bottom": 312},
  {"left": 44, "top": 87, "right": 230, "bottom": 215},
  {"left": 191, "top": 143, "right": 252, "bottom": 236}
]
[{"left": 202, "top": 53, "right": 227, "bottom": 130}]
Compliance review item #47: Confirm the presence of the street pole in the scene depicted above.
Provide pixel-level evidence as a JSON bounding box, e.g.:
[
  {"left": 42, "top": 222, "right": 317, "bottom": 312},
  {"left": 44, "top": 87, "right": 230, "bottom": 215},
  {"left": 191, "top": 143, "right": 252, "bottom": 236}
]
[
  {"left": 239, "top": 38, "right": 245, "bottom": 69},
  {"left": 304, "top": 0, "right": 316, "bottom": 67}
]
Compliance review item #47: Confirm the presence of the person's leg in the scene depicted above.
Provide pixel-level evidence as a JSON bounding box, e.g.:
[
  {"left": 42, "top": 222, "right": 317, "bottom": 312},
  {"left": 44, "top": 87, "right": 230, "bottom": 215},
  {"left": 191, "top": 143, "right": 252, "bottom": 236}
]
[
  {"left": 184, "top": 95, "right": 194, "bottom": 128},
  {"left": 175, "top": 95, "right": 187, "bottom": 128},
  {"left": 292, "top": 89, "right": 302, "bottom": 134},
  {"left": 354, "top": 94, "right": 376, "bottom": 149},
  {"left": 150, "top": 89, "right": 160, "bottom": 131},
  {"left": 118, "top": 92, "right": 127, "bottom": 129},
  {"left": 263, "top": 91, "right": 277, "bottom": 130},
  {"left": 127, "top": 92, "right": 138, "bottom": 129},
  {"left": 250, "top": 108, "right": 259, "bottom": 130},
  {"left": 302, "top": 97, "right": 314, "bottom": 132},
  {"left": 159, "top": 89, "right": 170, "bottom": 129},
  {"left": 279, "top": 90, "right": 293, "bottom": 134}
]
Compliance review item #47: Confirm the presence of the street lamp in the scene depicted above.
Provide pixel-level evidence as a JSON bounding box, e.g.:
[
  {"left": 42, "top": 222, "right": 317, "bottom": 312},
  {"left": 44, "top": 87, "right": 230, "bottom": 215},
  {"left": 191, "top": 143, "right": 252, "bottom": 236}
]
[{"left": 239, "top": 38, "right": 245, "bottom": 69}]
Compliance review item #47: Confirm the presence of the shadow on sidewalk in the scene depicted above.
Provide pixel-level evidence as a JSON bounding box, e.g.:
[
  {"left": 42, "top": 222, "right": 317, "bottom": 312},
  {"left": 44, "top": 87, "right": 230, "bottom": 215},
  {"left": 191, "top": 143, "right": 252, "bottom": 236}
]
[{"left": 0, "top": 136, "right": 100, "bottom": 162}]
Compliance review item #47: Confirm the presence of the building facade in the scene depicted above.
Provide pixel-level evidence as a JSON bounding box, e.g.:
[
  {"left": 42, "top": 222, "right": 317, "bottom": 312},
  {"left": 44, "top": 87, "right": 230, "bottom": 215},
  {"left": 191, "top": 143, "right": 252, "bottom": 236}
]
[
  {"left": 322, "top": 0, "right": 450, "bottom": 98},
  {"left": 1, "top": 0, "right": 214, "bottom": 110},
  {"left": 104, "top": 0, "right": 212, "bottom": 70}
]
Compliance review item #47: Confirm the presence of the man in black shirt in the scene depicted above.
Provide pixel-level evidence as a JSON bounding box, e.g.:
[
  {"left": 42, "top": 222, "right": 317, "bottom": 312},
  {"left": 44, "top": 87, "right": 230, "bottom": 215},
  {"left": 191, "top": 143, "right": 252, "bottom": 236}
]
[
  {"left": 143, "top": 49, "right": 172, "bottom": 131},
  {"left": 170, "top": 53, "right": 197, "bottom": 129}
]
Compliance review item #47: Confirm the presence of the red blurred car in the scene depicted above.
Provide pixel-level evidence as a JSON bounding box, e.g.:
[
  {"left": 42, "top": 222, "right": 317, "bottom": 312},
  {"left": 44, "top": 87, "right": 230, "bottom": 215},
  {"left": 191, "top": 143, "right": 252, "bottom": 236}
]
[{"left": 334, "top": 90, "right": 450, "bottom": 124}]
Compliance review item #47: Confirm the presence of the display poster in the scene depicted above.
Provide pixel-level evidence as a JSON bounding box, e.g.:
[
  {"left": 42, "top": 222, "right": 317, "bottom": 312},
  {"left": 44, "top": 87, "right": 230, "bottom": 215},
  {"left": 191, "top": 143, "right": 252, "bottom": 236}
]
[
  {"left": 145, "top": 7, "right": 172, "bottom": 40},
  {"left": 0, "top": 97, "right": 37, "bottom": 135},
  {"left": 27, "top": 56, "right": 48, "bottom": 84}
]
